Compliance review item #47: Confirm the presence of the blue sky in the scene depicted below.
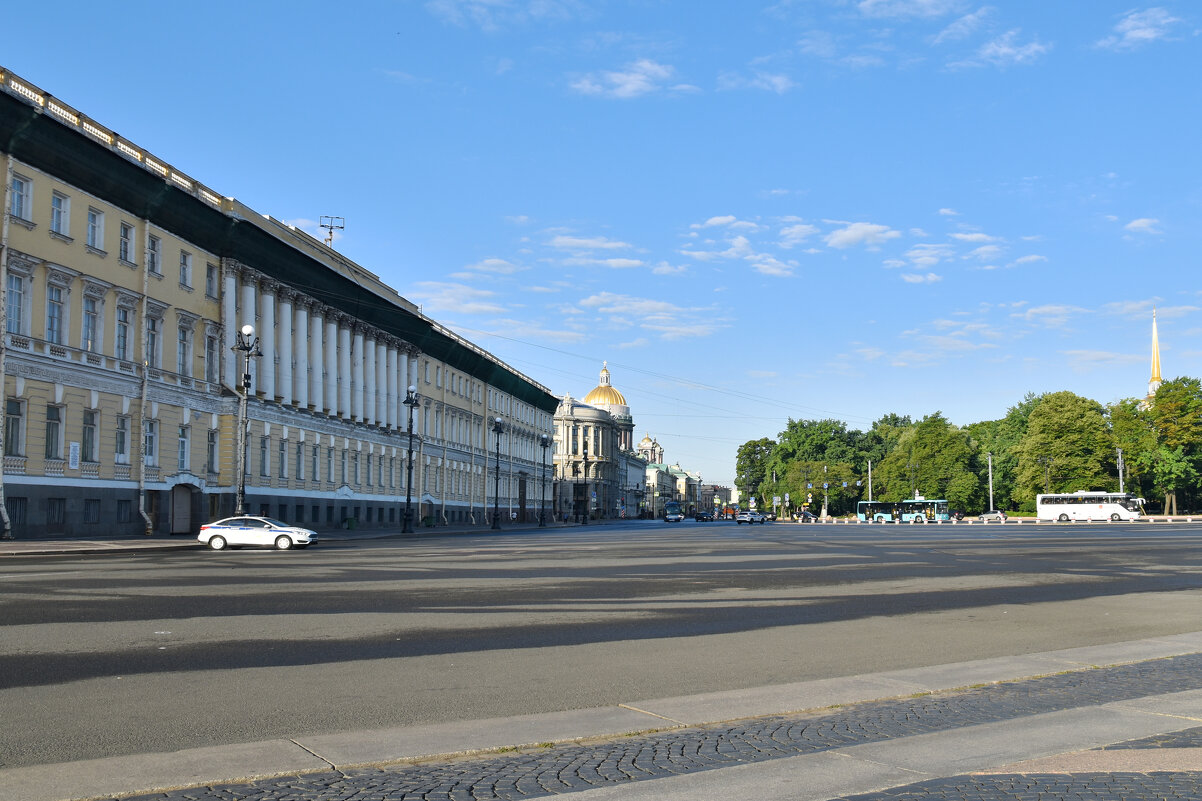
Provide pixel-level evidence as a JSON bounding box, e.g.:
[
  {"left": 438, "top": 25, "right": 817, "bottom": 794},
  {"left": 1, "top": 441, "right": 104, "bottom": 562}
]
[{"left": 7, "top": 1, "right": 1201, "bottom": 486}]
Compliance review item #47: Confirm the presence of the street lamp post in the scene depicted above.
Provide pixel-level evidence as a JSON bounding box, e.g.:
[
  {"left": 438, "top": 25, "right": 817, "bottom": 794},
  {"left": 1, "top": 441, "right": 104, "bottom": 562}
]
[
  {"left": 401, "top": 386, "right": 419, "bottom": 533},
  {"left": 581, "top": 438, "right": 589, "bottom": 525},
  {"left": 491, "top": 417, "right": 504, "bottom": 530},
  {"left": 538, "top": 434, "right": 549, "bottom": 527},
  {"left": 233, "top": 324, "right": 260, "bottom": 516}
]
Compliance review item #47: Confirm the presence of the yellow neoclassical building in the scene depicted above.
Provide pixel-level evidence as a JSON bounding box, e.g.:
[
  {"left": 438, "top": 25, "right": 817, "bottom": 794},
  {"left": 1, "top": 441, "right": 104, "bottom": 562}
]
[{"left": 0, "top": 67, "right": 556, "bottom": 537}]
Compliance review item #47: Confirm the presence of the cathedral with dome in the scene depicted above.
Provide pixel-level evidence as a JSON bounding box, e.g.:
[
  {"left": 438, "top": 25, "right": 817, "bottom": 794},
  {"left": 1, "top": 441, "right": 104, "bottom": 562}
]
[{"left": 552, "top": 363, "right": 703, "bottom": 520}]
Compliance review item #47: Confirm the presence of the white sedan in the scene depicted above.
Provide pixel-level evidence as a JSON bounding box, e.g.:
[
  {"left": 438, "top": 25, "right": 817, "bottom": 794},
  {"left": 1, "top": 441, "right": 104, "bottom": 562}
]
[{"left": 198, "top": 517, "right": 317, "bottom": 550}]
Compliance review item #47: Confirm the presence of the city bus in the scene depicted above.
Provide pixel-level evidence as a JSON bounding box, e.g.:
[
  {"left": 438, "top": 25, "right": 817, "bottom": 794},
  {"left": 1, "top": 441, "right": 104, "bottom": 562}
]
[
  {"left": 1036, "top": 491, "right": 1145, "bottom": 522},
  {"left": 664, "top": 500, "right": 685, "bottom": 523},
  {"left": 857, "top": 499, "right": 951, "bottom": 522}
]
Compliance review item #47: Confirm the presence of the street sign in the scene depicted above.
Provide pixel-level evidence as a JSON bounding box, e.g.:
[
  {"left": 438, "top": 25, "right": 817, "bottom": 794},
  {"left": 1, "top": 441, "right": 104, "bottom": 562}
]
[
  {"left": 773, "top": 495, "right": 781, "bottom": 505},
  {"left": 784, "top": 492, "right": 790, "bottom": 503},
  {"left": 807, "top": 493, "right": 813, "bottom": 502},
  {"left": 842, "top": 482, "right": 847, "bottom": 488},
  {"left": 807, "top": 483, "right": 812, "bottom": 489},
  {"left": 823, "top": 482, "right": 828, "bottom": 489}
]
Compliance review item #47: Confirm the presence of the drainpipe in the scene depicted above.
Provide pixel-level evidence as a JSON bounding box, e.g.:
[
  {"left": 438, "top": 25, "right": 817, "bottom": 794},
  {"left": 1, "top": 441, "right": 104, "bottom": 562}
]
[
  {"left": 137, "top": 219, "right": 153, "bottom": 535},
  {"left": 0, "top": 154, "right": 13, "bottom": 538},
  {"left": 439, "top": 373, "right": 448, "bottom": 526}
]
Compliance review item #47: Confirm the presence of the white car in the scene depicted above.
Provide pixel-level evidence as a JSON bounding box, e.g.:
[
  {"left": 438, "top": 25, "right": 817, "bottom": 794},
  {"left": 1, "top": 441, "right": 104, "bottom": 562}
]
[
  {"left": 198, "top": 516, "right": 317, "bottom": 550},
  {"left": 736, "top": 511, "right": 767, "bottom": 524}
]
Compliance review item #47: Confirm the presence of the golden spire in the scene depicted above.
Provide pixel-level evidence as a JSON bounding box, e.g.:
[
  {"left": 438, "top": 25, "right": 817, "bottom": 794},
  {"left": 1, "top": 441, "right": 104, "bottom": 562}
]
[{"left": 1149, "top": 308, "right": 1162, "bottom": 398}]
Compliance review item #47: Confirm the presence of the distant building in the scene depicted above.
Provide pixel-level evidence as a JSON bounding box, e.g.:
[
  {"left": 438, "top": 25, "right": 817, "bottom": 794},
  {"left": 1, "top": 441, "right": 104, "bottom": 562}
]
[{"left": 553, "top": 364, "right": 647, "bottom": 520}]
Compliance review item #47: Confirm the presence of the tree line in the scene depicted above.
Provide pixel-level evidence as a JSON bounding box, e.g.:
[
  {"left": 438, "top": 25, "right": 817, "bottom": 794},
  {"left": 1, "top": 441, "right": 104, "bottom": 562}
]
[{"left": 735, "top": 378, "right": 1202, "bottom": 516}]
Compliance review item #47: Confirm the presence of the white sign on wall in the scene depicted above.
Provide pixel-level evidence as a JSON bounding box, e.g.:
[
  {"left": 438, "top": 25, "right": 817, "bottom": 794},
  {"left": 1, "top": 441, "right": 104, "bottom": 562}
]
[{"left": 69, "top": 442, "right": 80, "bottom": 470}]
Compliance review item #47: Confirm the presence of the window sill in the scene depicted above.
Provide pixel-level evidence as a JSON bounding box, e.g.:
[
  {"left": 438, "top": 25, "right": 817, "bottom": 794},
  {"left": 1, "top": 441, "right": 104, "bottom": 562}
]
[
  {"left": 9, "top": 215, "right": 35, "bottom": 230},
  {"left": 85, "top": 245, "right": 108, "bottom": 258},
  {"left": 49, "top": 230, "right": 74, "bottom": 244}
]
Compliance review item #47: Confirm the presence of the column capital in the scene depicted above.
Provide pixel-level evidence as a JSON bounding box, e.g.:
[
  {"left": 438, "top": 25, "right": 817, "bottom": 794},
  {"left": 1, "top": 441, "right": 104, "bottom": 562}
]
[{"left": 259, "top": 277, "right": 281, "bottom": 294}]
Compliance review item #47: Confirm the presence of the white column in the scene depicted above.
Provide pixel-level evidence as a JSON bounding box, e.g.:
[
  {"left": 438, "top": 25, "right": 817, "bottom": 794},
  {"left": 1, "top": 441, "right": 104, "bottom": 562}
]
[
  {"left": 375, "top": 339, "right": 387, "bottom": 428},
  {"left": 324, "top": 316, "right": 338, "bottom": 415},
  {"left": 352, "top": 328, "right": 365, "bottom": 422},
  {"left": 277, "top": 290, "right": 293, "bottom": 407},
  {"left": 364, "top": 336, "right": 377, "bottom": 425},
  {"left": 338, "top": 321, "right": 352, "bottom": 419},
  {"left": 259, "top": 281, "right": 276, "bottom": 401},
  {"left": 240, "top": 275, "right": 257, "bottom": 391},
  {"left": 221, "top": 264, "right": 237, "bottom": 389},
  {"left": 386, "top": 345, "right": 398, "bottom": 429},
  {"left": 293, "top": 300, "right": 309, "bottom": 409}
]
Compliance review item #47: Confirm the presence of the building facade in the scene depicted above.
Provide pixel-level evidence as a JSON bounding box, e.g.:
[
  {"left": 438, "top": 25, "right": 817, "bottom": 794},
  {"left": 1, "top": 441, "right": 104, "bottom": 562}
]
[{"left": 0, "top": 67, "right": 556, "bottom": 537}]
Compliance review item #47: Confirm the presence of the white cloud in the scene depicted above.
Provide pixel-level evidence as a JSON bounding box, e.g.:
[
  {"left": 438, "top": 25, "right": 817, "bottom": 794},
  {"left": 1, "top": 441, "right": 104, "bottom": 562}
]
[
  {"left": 652, "top": 261, "right": 688, "bottom": 275},
  {"left": 749, "top": 255, "right": 796, "bottom": 277},
  {"left": 938, "top": 208, "right": 960, "bottom": 216},
  {"left": 692, "top": 215, "right": 737, "bottom": 229},
  {"left": 779, "top": 222, "right": 820, "bottom": 248},
  {"left": 1018, "top": 304, "right": 1089, "bottom": 327},
  {"left": 571, "top": 59, "right": 683, "bottom": 99},
  {"left": 1125, "top": 217, "right": 1162, "bottom": 234},
  {"left": 577, "top": 292, "right": 727, "bottom": 339},
  {"left": 965, "top": 244, "right": 1003, "bottom": 260},
  {"left": 562, "top": 257, "right": 644, "bottom": 268},
  {"left": 409, "top": 282, "right": 507, "bottom": 315},
  {"left": 858, "top": 0, "right": 962, "bottom": 18},
  {"left": 824, "top": 221, "right": 902, "bottom": 249},
  {"left": 425, "top": 0, "right": 582, "bottom": 31},
  {"left": 465, "top": 257, "right": 526, "bottom": 274},
  {"left": 549, "top": 234, "right": 631, "bottom": 249},
  {"left": 955, "top": 29, "right": 1050, "bottom": 67},
  {"left": 1009, "top": 254, "right": 1046, "bottom": 267},
  {"left": 933, "top": 7, "right": 993, "bottom": 44},
  {"left": 949, "top": 232, "right": 997, "bottom": 243},
  {"left": 799, "top": 30, "right": 839, "bottom": 59},
  {"left": 901, "top": 272, "right": 942, "bottom": 283},
  {"left": 1097, "top": 8, "right": 1182, "bottom": 51},
  {"left": 905, "top": 243, "right": 955, "bottom": 267},
  {"left": 1059, "top": 349, "right": 1145, "bottom": 369}
]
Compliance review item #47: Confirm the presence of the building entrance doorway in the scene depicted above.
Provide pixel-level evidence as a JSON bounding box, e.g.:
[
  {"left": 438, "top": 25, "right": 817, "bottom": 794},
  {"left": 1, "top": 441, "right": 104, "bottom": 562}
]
[{"left": 171, "top": 485, "right": 193, "bottom": 534}]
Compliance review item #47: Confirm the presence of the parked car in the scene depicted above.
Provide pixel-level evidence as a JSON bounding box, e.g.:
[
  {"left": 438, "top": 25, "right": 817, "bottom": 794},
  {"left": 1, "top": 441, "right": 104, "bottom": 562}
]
[
  {"left": 978, "top": 510, "right": 1008, "bottom": 522},
  {"left": 735, "top": 511, "right": 768, "bottom": 524},
  {"left": 693, "top": 510, "right": 714, "bottom": 522},
  {"left": 198, "top": 516, "right": 318, "bottom": 550},
  {"left": 796, "top": 510, "right": 817, "bottom": 522},
  {"left": 950, "top": 509, "right": 966, "bottom": 521}
]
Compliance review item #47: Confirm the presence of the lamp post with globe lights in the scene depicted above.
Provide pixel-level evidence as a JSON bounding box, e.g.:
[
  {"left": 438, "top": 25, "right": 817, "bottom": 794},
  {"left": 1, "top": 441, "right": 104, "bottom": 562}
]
[
  {"left": 538, "top": 434, "right": 550, "bottom": 527},
  {"left": 401, "top": 386, "right": 419, "bottom": 533},
  {"left": 491, "top": 417, "right": 504, "bottom": 530},
  {"left": 233, "top": 324, "right": 261, "bottom": 516}
]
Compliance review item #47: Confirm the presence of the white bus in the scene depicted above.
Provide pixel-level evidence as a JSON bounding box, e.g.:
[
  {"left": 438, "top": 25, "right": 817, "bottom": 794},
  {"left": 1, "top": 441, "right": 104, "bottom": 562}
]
[{"left": 1036, "top": 491, "right": 1145, "bottom": 522}]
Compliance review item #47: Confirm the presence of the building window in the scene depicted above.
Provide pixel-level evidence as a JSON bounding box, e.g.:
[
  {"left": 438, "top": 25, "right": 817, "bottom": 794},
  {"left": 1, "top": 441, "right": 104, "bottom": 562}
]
[
  {"left": 119, "top": 222, "right": 134, "bottom": 263},
  {"left": 84, "top": 499, "right": 101, "bottom": 524},
  {"left": 147, "top": 235, "right": 161, "bottom": 274},
  {"left": 117, "top": 499, "right": 131, "bottom": 522},
  {"left": 46, "top": 285, "right": 64, "bottom": 345},
  {"left": 4, "top": 399, "right": 24, "bottom": 457},
  {"left": 6, "top": 496, "right": 27, "bottom": 526},
  {"left": 259, "top": 436, "right": 270, "bottom": 477},
  {"left": 146, "top": 317, "right": 160, "bottom": 368},
  {"left": 143, "top": 419, "right": 158, "bottom": 466},
  {"left": 278, "top": 439, "right": 287, "bottom": 479},
  {"left": 341, "top": 450, "right": 347, "bottom": 485},
  {"left": 205, "top": 335, "right": 218, "bottom": 383},
  {"left": 10, "top": 174, "right": 30, "bottom": 220},
  {"left": 206, "top": 429, "right": 218, "bottom": 474},
  {"left": 312, "top": 445, "right": 319, "bottom": 482},
  {"left": 86, "top": 208, "right": 104, "bottom": 250},
  {"left": 82, "top": 297, "right": 99, "bottom": 352},
  {"left": 116, "top": 308, "right": 131, "bottom": 360},
  {"left": 6, "top": 273, "right": 24, "bottom": 335},
  {"left": 45, "top": 405, "right": 63, "bottom": 459},
  {"left": 115, "top": 416, "right": 129, "bottom": 464},
  {"left": 179, "top": 251, "right": 192, "bottom": 288},
  {"left": 366, "top": 453, "right": 372, "bottom": 487},
  {"left": 177, "top": 425, "right": 190, "bottom": 472},
  {"left": 176, "top": 326, "right": 191, "bottom": 376},
  {"left": 296, "top": 442, "right": 305, "bottom": 481},
  {"left": 82, "top": 410, "right": 98, "bottom": 463},
  {"left": 327, "top": 447, "right": 333, "bottom": 483},
  {"left": 50, "top": 192, "right": 70, "bottom": 236},
  {"left": 47, "top": 498, "right": 66, "bottom": 526},
  {"left": 205, "top": 263, "right": 218, "bottom": 298}
]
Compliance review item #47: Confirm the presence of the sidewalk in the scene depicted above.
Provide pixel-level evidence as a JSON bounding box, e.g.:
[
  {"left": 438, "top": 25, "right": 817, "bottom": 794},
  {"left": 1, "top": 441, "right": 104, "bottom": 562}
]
[{"left": 6, "top": 633, "right": 1202, "bottom": 801}]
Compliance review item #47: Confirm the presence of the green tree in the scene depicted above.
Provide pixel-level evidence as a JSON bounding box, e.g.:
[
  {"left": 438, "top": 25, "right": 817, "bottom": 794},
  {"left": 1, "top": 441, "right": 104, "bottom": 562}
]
[
  {"left": 966, "top": 393, "right": 1042, "bottom": 512},
  {"left": 873, "top": 413, "right": 981, "bottom": 510},
  {"left": 1144, "top": 378, "right": 1202, "bottom": 513},
  {"left": 735, "top": 438, "right": 775, "bottom": 507},
  {"left": 1014, "top": 391, "right": 1114, "bottom": 503},
  {"left": 1106, "top": 398, "right": 1155, "bottom": 500}
]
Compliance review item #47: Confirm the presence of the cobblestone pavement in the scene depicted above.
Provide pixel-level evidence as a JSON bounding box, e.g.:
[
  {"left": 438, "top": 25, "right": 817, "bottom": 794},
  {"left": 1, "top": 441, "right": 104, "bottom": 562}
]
[{"left": 110, "top": 654, "right": 1202, "bottom": 801}]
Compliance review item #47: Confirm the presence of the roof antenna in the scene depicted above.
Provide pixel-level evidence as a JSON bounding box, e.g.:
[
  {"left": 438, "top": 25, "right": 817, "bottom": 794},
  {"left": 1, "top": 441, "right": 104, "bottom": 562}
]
[{"left": 319, "top": 216, "right": 344, "bottom": 248}]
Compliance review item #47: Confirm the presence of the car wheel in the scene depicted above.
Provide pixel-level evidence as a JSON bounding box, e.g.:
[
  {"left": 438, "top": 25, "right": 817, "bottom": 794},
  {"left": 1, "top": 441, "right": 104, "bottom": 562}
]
[
  {"left": 275, "top": 535, "right": 293, "bottom": 550},
  {"left": 1058, "top": 513, "right": 1069, "bottom": 522},
  {"left": 208, "top": 535, "right": 227, "bottom": 551},
  {"left": 915, "top": 517, "right": 925, "bottom": 523},
  {"left": 1111, "top": 513, "right": 1121, "bottom": 522}
]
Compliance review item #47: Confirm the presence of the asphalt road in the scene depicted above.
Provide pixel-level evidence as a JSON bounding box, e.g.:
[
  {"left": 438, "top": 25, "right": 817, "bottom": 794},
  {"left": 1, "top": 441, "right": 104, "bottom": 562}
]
[{"left": 5, "top": 519, "right": 1202, "bottom": 770}]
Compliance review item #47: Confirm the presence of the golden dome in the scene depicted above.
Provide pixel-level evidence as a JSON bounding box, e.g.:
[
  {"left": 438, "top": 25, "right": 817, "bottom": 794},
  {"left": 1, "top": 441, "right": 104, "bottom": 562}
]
[{"left": 583, "top": 362, "right": 628, "bottom": 407}]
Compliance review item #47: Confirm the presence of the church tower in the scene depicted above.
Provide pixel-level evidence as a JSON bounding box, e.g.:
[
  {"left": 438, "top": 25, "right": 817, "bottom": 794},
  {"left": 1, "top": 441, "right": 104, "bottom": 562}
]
[{"left": 1148, "top": 308, "right": 1162, "bottom": 400}]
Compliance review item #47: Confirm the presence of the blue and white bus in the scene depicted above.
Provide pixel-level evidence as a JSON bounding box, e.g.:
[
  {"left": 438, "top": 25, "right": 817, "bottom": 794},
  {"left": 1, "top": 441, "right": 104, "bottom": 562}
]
[
  {"left": 664, "top": 500, "right": 685, "bottom": 523},
  {"left": 857, "top": 498, "right": 951, "bottom": 522}
]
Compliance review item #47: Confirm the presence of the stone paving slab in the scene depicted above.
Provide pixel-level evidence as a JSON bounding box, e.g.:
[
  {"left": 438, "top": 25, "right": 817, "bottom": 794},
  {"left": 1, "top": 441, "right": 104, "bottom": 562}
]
[{"left": 983, "top": 747, "right": 1202, "bottom": 773}]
